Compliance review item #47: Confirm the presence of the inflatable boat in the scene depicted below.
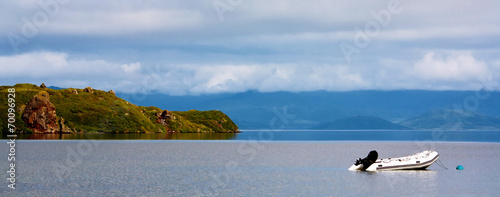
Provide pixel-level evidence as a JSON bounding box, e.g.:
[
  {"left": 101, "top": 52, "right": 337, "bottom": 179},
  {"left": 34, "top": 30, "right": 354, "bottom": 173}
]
[{"left": 348, "top": 150, "right": 439, "bottom": 172}]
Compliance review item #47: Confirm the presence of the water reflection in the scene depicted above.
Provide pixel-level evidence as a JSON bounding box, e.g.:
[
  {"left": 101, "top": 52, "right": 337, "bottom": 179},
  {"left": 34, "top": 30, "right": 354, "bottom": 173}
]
[
  {"left": 351, "top": 170, "right": 438, "bottom": 195},
  {"left": 6, "top": 133, "right": 237, "bottom": 140}
]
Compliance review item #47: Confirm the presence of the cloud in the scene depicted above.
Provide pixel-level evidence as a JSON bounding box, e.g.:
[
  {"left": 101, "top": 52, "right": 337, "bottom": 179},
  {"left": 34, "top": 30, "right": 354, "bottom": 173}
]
[
  {"left": 0, "top": 52, "right": 146, "bottom": 91},
  {"left": 1, "top": 1, "right": 500, "bottom": 94},
  {"left": 0, "top": 52, "right": 68, "bottom": 77},
  {"left": 153, "top": 63, "right": 369, "bottom": 95},
  {"left": 366, "top": 51, "right": 498, "bottom": 90},
  {"left": 412, "top": 52, "right": 489, "bottom": 81},
  {"left": 121, "top": 63, "right": 141, "bottom": 74},
  {"left": 0, "top": 51, "right": 369, "bottom": 94},
  {"left": 2, "top": 1, "right": 206, "bottom": 36},
  {"left": 4, "top": 0, "right": 499, "bottom": 39},
  {"left": 50, "top": 9, "right": 203, "bottom": 35},
  {"left": 1, "top": 51, "right": 499, "bottom": 94}
]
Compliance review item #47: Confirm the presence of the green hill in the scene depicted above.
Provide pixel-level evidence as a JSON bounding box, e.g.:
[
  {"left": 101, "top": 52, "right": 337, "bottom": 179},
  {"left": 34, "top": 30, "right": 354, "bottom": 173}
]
[
  {"left": 400, "top": 109, "right": 500, "bottom": 130},
  {"left": 315, "top": 116, "right": 410, "bottom": 130},
  {"left": 0, "top": 83, "right": 239, "bottom": 134}
]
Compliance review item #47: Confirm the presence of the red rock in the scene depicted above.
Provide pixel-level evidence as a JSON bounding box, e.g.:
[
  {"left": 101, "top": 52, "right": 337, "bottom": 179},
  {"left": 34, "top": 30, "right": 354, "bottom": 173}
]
[
  {"left": 22, "top": 91, "right": 58, "bottom": 133},
  {"left": 83, "top": 87, "right": 93, "bottom": 93}
]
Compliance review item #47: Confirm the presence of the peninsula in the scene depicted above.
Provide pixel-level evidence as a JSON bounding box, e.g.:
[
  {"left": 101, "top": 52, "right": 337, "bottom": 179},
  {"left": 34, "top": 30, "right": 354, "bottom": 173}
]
[{"left": 0, "top": 84, "right": 239, "bottom": 134}]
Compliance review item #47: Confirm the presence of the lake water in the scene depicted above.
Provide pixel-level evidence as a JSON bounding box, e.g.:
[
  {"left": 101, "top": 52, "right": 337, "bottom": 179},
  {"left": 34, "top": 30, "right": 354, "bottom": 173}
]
[
  {"left": 5, "top": 130, "right": 500, "bottom": 142},
  {"left": 1, "top": 140, "right": 499, "bottom": 196}
]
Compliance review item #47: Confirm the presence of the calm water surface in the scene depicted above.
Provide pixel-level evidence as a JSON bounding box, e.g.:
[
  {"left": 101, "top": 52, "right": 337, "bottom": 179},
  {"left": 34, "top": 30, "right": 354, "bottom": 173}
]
[{"left": 1, "top": 141, "right": 499, "bottom": 196}]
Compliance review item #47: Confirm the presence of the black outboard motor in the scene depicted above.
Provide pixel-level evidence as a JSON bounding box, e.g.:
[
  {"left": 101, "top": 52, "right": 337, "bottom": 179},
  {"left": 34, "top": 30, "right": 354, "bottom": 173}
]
[{"left": 355, "top": 150, "right": 378, "bottom": 170}]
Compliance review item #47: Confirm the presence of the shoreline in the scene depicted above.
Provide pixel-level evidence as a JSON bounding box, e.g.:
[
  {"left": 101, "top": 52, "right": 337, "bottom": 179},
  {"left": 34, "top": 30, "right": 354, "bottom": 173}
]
[{"left": 3, "top": 130, "right": 500, "bottom": 142}]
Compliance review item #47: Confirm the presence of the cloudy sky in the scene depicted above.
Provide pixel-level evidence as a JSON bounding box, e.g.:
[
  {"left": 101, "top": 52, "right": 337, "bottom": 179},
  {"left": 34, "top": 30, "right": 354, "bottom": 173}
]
[{"left": 1, "top": 0, "right": 499, "bottom": 95}]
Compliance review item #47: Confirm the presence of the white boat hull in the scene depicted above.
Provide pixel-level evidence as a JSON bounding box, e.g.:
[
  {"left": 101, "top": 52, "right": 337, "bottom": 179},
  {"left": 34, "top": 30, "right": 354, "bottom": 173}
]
[{"left": 349, "top": 150, "right": 439, "bottom": 172}]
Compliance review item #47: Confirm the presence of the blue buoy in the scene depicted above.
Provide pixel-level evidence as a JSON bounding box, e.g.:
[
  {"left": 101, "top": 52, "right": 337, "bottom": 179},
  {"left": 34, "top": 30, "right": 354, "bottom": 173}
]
[{"left": 456, "top": 165, "right": 464, "bottom": 170}]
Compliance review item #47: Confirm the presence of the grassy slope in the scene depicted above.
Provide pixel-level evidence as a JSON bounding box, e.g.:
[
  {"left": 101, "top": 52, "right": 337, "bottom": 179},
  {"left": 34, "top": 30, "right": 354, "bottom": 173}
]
[
  {"left": 173, "top": 110, "right": 239, "bottom": 133},
  {"left": 0, "top": 84, "right": 40, "bottom": 133},
  {"left": 0, "top": 84, "right": 238, "bottom": 134}
]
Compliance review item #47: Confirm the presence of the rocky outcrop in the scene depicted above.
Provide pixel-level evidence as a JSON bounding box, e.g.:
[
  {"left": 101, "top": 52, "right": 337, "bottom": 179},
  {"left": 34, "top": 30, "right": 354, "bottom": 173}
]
[
  {"left": 22, "top": 91, "right": 58, "bottom": 133},
  {"left": 22, "top": 91, "right": 74, "bottom": 133},
  {"left": 59, "top": 117, "right": 72, "bottom": 133},
  {"left": 108, "top": 90, "right": 116, "bottom": 96},
  {"left": 156, "top": 110, "right": 174, "bottom": 126},
  {"left": 69, "top": 88, "right": 78, "bottom": 94},
  {"left": 40, "top": 83, "right": 47, "bottom": 88},
  {"left": 83, "top": 87, "right": 93, "bottom": 93}
]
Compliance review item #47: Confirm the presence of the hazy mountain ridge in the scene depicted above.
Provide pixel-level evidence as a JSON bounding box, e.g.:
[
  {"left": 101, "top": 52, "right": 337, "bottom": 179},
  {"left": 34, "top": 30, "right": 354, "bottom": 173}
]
[
  {"left": 400, "top": 109, "right": 500, "bottom": 130},
  {"left": 315, "top": 116, "right": 410, "bottom": 130}
]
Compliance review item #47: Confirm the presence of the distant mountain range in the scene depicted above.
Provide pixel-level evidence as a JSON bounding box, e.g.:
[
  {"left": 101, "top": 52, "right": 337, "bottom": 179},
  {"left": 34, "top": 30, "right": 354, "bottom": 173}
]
[
  {"left": 401, "top": 109, "right": 500, "bottom": 130},
  {"left": 315, "top": 116, "right": 410, "bottom": 130},
  {"left": 114, "top": 90, "right": 500, "bottom": 130},
  {"left": 315, "top": 110, "right": 500, "bottom": 130}
]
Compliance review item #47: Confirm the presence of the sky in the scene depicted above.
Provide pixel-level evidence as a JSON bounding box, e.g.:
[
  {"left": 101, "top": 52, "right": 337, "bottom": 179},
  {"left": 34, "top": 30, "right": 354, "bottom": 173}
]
[{"left": 1, "top": 0, "right": 499, "bottom": 95}]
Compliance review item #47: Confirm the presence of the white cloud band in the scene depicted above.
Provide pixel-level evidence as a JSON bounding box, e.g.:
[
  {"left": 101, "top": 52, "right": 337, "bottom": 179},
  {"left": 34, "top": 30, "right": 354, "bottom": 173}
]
[{"left": 1, "top": 51, "right": 498, "bottom": 95}]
